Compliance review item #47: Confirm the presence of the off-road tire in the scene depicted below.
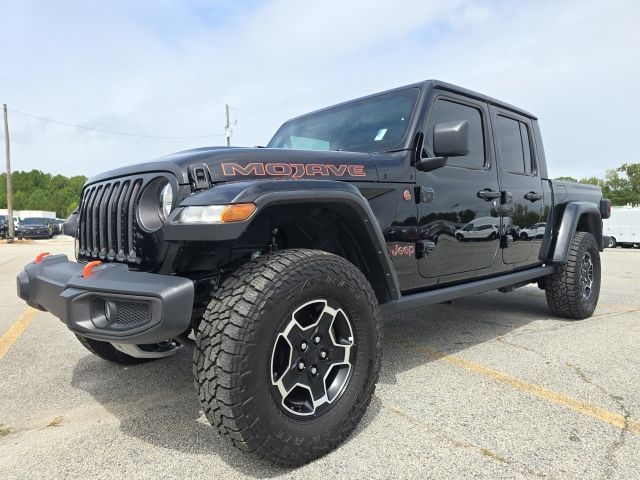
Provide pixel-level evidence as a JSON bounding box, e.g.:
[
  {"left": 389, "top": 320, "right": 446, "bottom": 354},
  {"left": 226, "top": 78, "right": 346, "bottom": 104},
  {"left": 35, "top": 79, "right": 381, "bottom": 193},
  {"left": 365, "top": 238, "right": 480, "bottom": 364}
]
[
  {"left": 75, "top": 335, "right": 151, "bottom": 365},
  {"left": 545, "top": 232, "right": 601, "bottom": 319},
  {"left": 193, "top": 249, "right": 382, "bottom": 466}
]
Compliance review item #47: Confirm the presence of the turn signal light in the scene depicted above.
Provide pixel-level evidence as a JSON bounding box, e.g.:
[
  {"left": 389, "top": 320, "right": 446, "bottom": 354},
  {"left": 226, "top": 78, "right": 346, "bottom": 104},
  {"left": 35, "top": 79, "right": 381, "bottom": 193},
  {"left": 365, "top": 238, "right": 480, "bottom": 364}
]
[
  {"left": 179, "top": 203, "right": 257, "bottom": 223},
  {"left": 221, "top": 203, "right": 257, "bottom": 223}
]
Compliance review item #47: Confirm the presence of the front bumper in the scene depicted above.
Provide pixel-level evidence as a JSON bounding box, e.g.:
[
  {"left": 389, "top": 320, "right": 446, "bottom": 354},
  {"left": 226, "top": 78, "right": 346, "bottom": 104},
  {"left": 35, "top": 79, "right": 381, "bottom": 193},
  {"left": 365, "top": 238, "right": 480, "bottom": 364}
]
[{"left": 17, "top": 255, "right": 194, "bottom": 344}]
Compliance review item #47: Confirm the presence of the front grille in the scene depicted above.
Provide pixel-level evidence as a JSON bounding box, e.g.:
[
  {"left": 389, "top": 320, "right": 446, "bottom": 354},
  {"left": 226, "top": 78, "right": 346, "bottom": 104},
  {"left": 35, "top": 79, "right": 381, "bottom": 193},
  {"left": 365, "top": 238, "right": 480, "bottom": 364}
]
[{"left": 78, "top": 177, "right": 143, "bottom": 263}]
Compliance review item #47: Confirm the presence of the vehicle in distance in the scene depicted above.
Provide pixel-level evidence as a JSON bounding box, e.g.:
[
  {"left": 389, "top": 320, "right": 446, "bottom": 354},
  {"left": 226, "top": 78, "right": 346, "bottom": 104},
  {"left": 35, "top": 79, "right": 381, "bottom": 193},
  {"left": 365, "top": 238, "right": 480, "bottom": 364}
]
[
  {"left": 17, "top": 80, "right": 611, "bottom": 466},
  {"left": 16, "top": 217, "right": 55, "bottom": 239},
  {"left": 520, "top": 222, "right": 547, "bottom": 240},
  {"left": 0, "top": 215, "right": 21, "bottom": 238},
  {"left": 53, "top": 218, "right": 65, "bottom": 235},
  {"left": 455, "top": 217, "right": 499, "bottom": 241},
  {"left": 603, "top": 207, "right": 640, "bottom": 248}
]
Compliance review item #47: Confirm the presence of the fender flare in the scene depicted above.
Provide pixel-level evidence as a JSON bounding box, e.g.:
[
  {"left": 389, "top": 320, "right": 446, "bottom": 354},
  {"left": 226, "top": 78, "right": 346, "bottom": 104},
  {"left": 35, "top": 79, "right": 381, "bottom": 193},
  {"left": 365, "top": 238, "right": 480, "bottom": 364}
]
[
  {"left": 162, "top": 179, "right": 400, "bottom": 301},
  {"left": 546, "top": 201, "right": 602, "bottom": 264}
]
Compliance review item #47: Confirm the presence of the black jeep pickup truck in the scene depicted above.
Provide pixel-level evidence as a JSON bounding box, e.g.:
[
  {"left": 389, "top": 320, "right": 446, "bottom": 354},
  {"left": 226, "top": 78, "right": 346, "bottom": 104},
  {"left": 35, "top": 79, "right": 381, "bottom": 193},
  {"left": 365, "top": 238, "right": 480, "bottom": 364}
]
[{"left": 17, "top": 80, "right": 610, "bottom": 466}]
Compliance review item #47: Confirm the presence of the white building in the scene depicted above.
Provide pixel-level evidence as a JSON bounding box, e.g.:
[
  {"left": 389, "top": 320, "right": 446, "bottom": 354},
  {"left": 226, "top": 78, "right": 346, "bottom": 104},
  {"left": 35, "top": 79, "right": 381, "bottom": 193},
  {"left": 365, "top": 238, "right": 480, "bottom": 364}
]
[{"left": 0, "top": 209, "right": 57, "bottom": 219}]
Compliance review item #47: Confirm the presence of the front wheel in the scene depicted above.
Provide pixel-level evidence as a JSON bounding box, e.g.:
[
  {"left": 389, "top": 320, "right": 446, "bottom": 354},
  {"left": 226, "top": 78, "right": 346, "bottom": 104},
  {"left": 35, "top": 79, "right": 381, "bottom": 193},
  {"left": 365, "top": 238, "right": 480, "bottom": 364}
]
[
  {"left": 193, "top": 249, "right": 382, "bottom": 466},
  {"left": 545, "top": 232, "right": 601, "bottom": 319},
  {"left": 609, "top": 237, "right": 617, "bottom": 248}
]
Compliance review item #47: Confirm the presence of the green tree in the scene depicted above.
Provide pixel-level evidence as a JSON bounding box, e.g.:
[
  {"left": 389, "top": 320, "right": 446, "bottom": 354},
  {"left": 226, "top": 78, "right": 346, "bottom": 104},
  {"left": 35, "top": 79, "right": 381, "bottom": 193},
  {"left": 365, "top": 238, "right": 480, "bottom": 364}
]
[{"left": 0, "top": 170, "right": 87, "bottom": 218}]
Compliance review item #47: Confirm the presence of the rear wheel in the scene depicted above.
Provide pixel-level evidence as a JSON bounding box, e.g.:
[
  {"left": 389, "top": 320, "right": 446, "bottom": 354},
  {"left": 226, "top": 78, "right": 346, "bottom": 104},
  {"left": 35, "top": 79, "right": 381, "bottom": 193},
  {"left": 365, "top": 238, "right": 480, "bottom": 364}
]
[
  {"left": 545, "top": 232, "right": 601, "bottom": 319},
  {"left": 609, "top": 237, "right": 617, "bottom": 248},
  {"left": 193, "top": 249, "right": 382, "bottom": 466}
]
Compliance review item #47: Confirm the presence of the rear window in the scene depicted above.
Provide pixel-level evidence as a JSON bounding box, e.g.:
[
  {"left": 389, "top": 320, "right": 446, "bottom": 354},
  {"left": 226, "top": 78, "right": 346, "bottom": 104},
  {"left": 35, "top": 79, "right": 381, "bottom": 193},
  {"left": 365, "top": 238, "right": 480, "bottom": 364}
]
[{"left": 496, "top": 115, "right": 534, "bottom": 175}]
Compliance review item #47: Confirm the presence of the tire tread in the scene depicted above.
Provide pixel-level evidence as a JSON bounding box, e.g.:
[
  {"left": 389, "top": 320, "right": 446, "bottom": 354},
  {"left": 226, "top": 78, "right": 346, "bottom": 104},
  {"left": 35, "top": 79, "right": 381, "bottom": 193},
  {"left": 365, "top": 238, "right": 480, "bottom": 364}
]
[{"left": 193, "top": 249, "right": 382, "bottom": 466}]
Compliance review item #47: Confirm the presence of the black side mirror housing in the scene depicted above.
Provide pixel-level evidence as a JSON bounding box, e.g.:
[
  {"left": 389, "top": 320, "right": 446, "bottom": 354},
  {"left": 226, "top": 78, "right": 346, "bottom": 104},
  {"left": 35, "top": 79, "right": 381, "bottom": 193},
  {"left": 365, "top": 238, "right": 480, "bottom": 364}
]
[
  {"left": 416, "top": 120, "right": 471, "bottom": 172},
  {"left": 416, "top": 155, "right": 448, "bottom": 172},
  {"left": 63, "top": 209, "right": 79, "bottom": 237},
  {"left": 433, "top": 120, "right": 470, "bottom": 157}
]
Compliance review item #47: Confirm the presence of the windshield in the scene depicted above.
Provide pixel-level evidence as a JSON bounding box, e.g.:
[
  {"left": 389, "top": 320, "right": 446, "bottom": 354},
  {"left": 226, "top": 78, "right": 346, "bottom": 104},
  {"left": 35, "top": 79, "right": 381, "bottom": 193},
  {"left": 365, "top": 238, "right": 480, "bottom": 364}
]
[
  {"left": 268, "top": 88, "right": 420, "bottom": 153},
  {"left": 22, "top": 217, "right": 49, "bottom": 225}
]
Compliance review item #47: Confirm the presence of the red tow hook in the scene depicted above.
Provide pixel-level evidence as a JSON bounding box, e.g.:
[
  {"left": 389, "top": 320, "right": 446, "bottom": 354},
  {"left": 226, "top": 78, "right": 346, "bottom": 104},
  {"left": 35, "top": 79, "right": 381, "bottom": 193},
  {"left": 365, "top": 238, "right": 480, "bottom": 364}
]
[
  {"left": 82, "top": 260, "right": 102, "bottom": 278},
  {"left": 34, "top": 252, "right": 50, "bottom": 264}
]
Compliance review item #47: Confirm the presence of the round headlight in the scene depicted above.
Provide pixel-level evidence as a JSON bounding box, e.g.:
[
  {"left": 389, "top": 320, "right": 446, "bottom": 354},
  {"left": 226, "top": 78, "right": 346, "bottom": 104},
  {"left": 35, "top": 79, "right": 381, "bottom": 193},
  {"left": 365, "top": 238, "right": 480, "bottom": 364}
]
[
  {"left": 138, "top": 178, "right": 174, "bottom": 232},
  {"left": 159, "top": 183, "right": 173, "bottom": 221}
]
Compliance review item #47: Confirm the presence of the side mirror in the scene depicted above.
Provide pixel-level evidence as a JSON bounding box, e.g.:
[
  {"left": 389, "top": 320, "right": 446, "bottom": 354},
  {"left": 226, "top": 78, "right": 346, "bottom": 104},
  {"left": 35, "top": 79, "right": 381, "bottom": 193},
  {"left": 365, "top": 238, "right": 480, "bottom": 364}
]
[
  {"left": 416, "top": 120, "right": 470, "bottom": 172},
  {"left": 416, "top": 155, "right": 448, "bottom": 172},
  {"left": 433, "top": 120, "right": 470, "bottom": 157}
]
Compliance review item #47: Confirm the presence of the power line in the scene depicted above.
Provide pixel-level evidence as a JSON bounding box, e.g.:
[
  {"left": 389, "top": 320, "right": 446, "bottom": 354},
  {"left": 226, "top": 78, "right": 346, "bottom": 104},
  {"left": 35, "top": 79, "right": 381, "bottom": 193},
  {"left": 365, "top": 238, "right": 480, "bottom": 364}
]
[{"left": 8, "top": 108, "right": 226, "bottom": 139}]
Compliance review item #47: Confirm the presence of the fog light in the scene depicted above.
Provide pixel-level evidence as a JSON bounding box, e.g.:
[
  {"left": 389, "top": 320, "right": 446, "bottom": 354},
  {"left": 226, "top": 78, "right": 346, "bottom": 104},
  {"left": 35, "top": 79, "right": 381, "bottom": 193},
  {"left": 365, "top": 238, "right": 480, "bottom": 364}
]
[{"left": 104, "top": 301, "right": 117, "bottom": 323}]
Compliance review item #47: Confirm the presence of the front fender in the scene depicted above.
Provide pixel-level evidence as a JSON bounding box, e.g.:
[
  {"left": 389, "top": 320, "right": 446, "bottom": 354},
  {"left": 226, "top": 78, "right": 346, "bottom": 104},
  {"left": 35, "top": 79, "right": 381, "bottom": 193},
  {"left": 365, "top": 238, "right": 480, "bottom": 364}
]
[{"left": 162, "top": 180, "right": 400, "bottom": 300}]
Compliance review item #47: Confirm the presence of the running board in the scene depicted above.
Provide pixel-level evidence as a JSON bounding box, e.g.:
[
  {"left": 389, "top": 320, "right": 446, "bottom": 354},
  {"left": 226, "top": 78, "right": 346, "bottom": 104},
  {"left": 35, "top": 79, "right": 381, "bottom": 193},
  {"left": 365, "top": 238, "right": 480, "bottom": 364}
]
[{"left": 381, "top": 265, "right": 554, "bottom": 316}]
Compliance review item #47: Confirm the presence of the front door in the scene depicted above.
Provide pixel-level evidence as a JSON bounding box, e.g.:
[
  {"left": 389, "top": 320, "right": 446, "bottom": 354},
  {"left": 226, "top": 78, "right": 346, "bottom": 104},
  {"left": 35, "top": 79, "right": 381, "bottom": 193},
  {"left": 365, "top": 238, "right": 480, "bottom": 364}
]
[
  {"left": 491, "top": 109, "right": 545, "bottom": 265},
  {"left": 417, "top": 93, "right": 500, "bottom": 280}
]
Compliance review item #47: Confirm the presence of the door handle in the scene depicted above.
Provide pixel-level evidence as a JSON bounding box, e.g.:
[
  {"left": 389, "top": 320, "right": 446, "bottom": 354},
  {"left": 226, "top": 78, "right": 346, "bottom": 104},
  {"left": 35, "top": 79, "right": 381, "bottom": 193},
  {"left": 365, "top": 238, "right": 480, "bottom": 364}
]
[
  {"left": 477, "top": 189, "right": 501, "bottom": 201},
  {"left": 524, "top": 191, "right": 543, "bottom": 202}
]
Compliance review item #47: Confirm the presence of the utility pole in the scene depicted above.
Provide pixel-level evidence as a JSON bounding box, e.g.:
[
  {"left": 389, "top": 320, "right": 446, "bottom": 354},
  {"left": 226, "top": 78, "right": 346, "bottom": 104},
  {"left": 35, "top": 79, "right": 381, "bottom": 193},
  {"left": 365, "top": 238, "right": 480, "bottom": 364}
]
[
  {"left": 224, "top": 104, "right": 232, "bottom": 147},
  {"left": 3, "top": 104, "right": 14, "bottom": 243}
]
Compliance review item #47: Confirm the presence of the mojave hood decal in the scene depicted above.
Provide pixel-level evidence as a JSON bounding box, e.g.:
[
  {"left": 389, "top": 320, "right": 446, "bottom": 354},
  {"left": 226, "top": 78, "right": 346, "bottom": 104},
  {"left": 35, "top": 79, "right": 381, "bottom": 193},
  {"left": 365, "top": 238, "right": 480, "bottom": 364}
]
[
  {"left": 221, "top": 162, "right": 366, "bottom": 178},
  {"left": 202, "top": 148, "right": 378, "bottom": 183},
  {"left": 85, "top": 147, "right": 379, "bottom": 185}
]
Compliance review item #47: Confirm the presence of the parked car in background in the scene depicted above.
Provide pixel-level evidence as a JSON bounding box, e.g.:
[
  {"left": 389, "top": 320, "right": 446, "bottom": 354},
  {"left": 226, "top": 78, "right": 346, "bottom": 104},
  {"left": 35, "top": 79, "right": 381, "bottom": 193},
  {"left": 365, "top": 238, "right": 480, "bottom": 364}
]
[
  {"left": 603, "top": 207, "right": 640, "bottom": 248},
  {"left": 455, "top": 217, "right": 499, "bottom": 241},
  {"left": 17, "top": 217, "right": 55, "bottom": 239},
  {"left": 0, "top": 215, "right": 21, "bottom": 238},
  {"left": 520, "top": 222, "right": 547, "bottom": 240},
  {"left": 53, "top": 218, "right": 65, "bottom": 234}
]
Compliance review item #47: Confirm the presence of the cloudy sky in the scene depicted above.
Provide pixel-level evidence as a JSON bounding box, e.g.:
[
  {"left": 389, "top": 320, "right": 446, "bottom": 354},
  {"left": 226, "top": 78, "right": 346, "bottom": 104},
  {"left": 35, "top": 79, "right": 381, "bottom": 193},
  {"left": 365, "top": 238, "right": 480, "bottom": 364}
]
[{"left": 1, "top": 0, "right": 638, "bottom": 179}]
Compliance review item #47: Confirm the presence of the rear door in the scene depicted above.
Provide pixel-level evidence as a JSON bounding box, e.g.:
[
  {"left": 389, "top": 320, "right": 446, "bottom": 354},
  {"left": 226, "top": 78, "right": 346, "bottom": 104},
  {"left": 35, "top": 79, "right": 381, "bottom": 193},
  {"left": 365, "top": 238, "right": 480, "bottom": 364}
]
[
  {"left": 491, "top": 108, "right": 545, "bottom": 265},
  {"left": 417, "top": 93, "right": 501, "bottom": 281}
]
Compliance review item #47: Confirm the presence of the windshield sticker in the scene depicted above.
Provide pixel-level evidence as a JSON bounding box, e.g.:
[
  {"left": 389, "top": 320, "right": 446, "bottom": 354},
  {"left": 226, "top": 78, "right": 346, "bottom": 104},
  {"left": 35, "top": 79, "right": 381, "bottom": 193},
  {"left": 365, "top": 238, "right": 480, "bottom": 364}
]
[{"left": 374, "top": 128, "right": 387, "bottom": 141}]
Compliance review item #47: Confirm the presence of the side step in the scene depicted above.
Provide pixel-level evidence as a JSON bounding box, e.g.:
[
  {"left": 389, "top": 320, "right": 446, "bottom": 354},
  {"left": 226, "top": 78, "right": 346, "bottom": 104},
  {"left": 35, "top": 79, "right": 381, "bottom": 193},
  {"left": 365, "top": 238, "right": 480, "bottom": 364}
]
[{"left": 381, "top": 265, "right": 554, "bottom": 316}]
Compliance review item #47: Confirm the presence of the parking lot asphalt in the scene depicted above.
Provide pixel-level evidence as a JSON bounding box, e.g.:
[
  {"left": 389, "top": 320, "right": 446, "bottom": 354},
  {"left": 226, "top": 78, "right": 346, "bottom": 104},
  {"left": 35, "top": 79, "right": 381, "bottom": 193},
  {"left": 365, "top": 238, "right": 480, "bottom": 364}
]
[{"left": 1, "top": 237, "right": 639, "bottom": 479}]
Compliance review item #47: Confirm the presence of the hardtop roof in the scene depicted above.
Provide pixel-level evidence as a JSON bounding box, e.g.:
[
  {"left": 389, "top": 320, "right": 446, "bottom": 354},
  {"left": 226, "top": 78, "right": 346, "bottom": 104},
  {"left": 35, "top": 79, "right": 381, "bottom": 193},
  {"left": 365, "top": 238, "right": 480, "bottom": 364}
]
[{"left": 284, "top": 79, "right": 537, "bottom": 123}]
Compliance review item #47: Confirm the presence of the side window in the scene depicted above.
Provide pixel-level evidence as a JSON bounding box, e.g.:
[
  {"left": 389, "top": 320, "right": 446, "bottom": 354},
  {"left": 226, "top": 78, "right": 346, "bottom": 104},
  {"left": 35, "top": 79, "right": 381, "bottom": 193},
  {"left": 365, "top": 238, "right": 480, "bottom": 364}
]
[
  {"left": 428, "top": 99, "right": 485, "bottom": 168},
  {"left": 496, "top": 115, "right": 534, "bottom": 175}
]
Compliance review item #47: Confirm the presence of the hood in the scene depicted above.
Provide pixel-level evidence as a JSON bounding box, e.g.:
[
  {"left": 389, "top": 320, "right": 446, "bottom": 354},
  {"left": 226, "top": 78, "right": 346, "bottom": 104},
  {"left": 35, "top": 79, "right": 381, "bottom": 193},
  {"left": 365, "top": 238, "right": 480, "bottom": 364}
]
[{"left": 87, "top": 147, "right": 379, "bottom": 185}]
